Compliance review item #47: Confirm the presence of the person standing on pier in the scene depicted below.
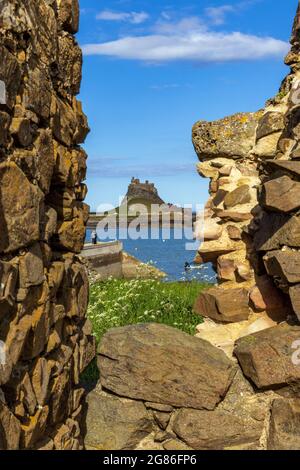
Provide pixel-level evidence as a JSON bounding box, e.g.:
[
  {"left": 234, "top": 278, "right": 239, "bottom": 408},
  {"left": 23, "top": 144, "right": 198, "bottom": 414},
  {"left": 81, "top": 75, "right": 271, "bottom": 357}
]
[{"left": 91, "top": 230, "right": 98, "bottom": 245}]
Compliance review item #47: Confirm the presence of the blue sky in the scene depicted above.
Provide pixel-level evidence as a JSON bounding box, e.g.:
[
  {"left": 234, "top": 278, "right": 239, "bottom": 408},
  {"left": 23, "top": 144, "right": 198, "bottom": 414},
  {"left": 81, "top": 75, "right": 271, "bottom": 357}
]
[{"left": 77, "top": 0, "right": 297, "bottom": 211}]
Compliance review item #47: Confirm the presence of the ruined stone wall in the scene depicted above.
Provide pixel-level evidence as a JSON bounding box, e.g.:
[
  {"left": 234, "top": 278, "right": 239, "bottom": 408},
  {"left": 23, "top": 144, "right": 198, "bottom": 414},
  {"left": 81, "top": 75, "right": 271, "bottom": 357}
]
[{"left": 0, "top": 0, "right": 95, "bottom": 449}]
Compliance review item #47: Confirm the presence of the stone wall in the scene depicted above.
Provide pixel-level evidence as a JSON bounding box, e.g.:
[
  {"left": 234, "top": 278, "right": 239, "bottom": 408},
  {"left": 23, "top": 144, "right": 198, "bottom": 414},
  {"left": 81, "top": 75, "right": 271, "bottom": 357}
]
[{"left": 0, "top": 1, "right": 95, "bottom": 449}]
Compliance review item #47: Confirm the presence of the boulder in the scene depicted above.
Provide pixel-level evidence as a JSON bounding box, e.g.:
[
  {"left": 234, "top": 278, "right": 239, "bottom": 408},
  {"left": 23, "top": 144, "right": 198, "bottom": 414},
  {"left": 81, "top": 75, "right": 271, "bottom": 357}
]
[
  {"left": 264, "top": 250, "right": 300, "bottom": 284},
  {"left": 267, "top": 399, "right": 300, "bottom": 450},
  {"left": 172, "top": 408, "right": 263, "bottom": 450},
  {"left": 98, "top": 323, "right": 236, "bottom": 410},
  {"left": 234, "top": 323, "right": 300, "bottom": 392},
  {"left": 194, "top": 287, "right": 250, "bottom": 323},
  {"left": 261, "top": 176, "right": 300, "bottom": 213},
  {"left": 85, "top": 388, "right": 153, "bottom": 450}
]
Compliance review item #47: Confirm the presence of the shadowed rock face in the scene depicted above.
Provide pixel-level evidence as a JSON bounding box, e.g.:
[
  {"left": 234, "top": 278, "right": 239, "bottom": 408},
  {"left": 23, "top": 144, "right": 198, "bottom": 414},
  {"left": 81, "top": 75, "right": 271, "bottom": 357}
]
[{"left": 0, "top": 1, "right": 95, "bottom": 450}]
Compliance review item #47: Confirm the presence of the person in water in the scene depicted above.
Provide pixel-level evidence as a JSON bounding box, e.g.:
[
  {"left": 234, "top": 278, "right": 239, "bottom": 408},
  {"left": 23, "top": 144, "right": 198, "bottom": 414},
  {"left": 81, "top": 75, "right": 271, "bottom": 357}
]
[
  {"left": 91, "top": 230, "right": 98, "bottom": 245},
  {"left": 184, "top": 262, "right": 191, "bottom": 271}
]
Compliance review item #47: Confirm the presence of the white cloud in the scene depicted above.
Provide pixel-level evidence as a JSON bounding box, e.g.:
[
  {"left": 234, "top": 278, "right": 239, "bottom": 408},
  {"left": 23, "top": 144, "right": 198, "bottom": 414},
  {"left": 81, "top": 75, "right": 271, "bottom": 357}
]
[
  {"left": 205, "top": 5, "right": 235, "bottom": 25},
  {"left": 96, "top": 10, "right": 149, "bottom": 24},
  {"left": 82, "top": 26, "right": 289, "bottom": 63}
]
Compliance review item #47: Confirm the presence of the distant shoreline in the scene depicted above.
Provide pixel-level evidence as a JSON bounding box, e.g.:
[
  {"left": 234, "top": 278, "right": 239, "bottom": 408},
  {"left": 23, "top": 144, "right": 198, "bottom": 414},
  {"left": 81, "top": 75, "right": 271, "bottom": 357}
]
[{"left": 87, "top": 213, "right": 197, "bottom": 229}]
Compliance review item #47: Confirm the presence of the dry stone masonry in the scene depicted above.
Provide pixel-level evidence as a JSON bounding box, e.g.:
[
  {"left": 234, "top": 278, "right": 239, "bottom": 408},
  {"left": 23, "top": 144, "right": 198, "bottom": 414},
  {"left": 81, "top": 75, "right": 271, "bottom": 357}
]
[
  {"left": 84, "top": 1, "right": 300, "bottom": 451},
  {"left": 192, "top": 8, "right": 300, "bottom": 343},
  {"left": 0, "top": 0, "right": 95, "bottom": 449}
]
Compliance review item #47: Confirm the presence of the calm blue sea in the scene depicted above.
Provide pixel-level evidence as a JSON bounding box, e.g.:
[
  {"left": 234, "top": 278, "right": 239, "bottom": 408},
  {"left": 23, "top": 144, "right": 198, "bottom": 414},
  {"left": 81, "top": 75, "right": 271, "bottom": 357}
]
[{"left": 85, "top": 227, "right": 216, "bottom": 283}]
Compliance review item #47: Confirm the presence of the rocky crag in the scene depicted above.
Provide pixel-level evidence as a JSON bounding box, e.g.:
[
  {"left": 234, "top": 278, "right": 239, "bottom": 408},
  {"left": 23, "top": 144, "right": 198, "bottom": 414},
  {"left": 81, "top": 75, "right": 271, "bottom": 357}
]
[
  {"left": 125, "top": 178, "right": 165, "bottom": 206},
  {"left": 0, "top": 1, "right": 95, "bottom": 449},
  {"left": 84, "top": 2, "right": 300, "bottom": 451}
]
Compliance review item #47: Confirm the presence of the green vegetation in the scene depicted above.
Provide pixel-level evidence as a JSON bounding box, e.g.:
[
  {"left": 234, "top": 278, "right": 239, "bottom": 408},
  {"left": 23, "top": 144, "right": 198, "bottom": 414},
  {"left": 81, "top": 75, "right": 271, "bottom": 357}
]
[{"left": 82, "top": 277, "right": 208, "bottom": 385}]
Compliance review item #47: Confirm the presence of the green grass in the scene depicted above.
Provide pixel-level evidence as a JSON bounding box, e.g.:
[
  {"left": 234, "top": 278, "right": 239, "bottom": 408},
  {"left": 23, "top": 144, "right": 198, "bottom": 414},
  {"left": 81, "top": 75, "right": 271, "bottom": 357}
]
[{"left": 81, "top": 278, "right": 208, "bottom": 385}]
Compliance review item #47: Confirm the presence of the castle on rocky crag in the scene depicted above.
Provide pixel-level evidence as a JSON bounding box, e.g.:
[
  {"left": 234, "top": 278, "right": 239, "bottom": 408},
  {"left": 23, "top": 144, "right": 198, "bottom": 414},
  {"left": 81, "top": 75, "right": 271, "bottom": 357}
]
[{"left": 126, "top": 177, "right": 165, "bottom": 206}]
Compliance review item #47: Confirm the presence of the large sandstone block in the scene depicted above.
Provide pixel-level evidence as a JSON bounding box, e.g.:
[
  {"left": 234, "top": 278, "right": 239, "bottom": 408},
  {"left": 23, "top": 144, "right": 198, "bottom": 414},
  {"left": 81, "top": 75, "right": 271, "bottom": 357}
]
[
  {"left": 192, "top": 112, "right": 261, "bottom": 160},
  {"left": 0, "top": 162, "right": 43, "bottom": 253},
  {"left": 194, "top": 287, "right": 250, "bottom": 323},
  {"left": 98, "top": 323, "right": 236, "bottom": 410},
  {"left": 234, "top": 323, "right": 300, "bottom": 393}
]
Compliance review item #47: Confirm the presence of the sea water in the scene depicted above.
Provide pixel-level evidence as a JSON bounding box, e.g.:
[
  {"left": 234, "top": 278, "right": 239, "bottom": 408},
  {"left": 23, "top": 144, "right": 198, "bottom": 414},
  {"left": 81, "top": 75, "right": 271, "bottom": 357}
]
[{"left": 85, "top": 227, "right": 216, "bottom": 283}]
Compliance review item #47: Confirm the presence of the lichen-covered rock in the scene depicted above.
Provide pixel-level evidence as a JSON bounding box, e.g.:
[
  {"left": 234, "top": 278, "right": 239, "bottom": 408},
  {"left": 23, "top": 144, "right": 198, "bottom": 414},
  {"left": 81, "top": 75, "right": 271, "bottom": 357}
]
[
  {"left": 98, "top": 323, "right": 236, "bottom": 410},
  {"left": 193, "top": 112, "right": 261, "bottom": 160}
]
